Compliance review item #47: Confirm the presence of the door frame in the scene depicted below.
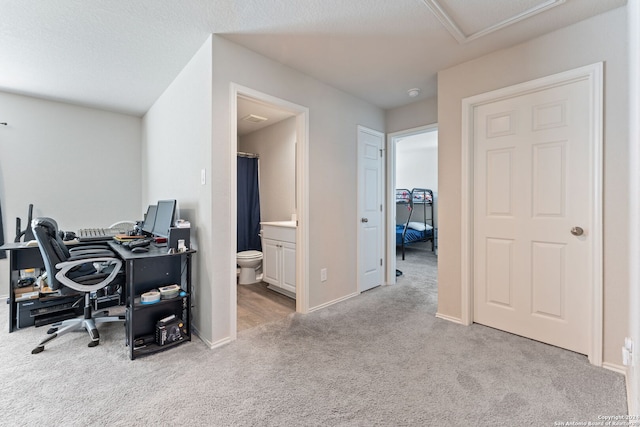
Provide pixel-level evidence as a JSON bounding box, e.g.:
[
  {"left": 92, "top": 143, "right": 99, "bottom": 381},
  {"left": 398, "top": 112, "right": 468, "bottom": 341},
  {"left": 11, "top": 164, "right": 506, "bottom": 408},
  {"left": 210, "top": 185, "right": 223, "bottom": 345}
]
[
  {"left": 357, "top": 125, "right": 385, "bottom": 292},
  {"left": 460, "top": 63, "right": 604, "bottom": 366},
  {"left": 385, "top": 124, "right": 439, "bottom": 285},
  {"left": 229, "top": 83, "right": 310, "bottom": 339},
  {"left": 628, "top": 0, "right": 640, "bottom": 413}
]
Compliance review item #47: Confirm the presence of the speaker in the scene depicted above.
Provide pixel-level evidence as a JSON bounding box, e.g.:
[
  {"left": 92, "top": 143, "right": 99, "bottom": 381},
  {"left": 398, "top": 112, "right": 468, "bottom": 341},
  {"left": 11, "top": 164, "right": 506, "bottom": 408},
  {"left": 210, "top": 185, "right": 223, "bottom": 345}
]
[{"left": 168, "top": 227, "right": 190, "bottom": 251}]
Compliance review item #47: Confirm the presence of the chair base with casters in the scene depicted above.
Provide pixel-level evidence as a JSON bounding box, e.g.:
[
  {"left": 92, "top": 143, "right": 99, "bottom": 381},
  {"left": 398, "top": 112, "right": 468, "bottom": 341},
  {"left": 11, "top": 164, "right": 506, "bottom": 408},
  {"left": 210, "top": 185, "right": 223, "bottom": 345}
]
[
  {"left": 32, "top": 293, "right": 125, "bottom": 354},
  {"left": 29, "top": 217, "right": 126, "bottom": 354}
]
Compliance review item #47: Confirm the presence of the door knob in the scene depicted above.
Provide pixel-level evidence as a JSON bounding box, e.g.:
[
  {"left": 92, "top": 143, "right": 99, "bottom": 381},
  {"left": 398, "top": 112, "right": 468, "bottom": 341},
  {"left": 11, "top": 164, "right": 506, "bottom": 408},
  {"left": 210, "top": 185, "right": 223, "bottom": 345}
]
[
  {"left": 570, "top": 226, "right": 584, "bottom": 236},
  {"left": 361, "top": 218, "right": 368, "bottom": 223}
]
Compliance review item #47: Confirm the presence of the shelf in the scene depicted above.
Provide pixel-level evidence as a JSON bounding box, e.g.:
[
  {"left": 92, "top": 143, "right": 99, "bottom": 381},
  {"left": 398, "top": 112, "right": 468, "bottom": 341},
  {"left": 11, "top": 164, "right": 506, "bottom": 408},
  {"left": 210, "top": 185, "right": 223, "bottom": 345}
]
[
  {"left": 119, "top": 243, "right": 195, "bottom": 359},
  {"left": 132, "top": 336, "right": 191, "bottom": 357},
  {"left": 132, "top": 294, "right": 189, "bottom": 310}
]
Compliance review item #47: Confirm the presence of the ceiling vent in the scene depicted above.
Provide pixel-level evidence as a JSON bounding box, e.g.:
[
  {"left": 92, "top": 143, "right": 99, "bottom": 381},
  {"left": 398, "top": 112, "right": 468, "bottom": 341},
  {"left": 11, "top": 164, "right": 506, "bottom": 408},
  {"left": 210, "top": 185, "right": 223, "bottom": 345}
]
[{"left": 242, "top": 114, "right": 268, "bottom": 124}]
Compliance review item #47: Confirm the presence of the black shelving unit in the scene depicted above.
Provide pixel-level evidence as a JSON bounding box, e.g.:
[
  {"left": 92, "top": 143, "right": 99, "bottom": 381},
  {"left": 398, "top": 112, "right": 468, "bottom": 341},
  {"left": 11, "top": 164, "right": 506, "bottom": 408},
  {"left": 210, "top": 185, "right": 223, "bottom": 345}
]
[{"left": 109, "top": 242, "right": 195, "bottom": 360}]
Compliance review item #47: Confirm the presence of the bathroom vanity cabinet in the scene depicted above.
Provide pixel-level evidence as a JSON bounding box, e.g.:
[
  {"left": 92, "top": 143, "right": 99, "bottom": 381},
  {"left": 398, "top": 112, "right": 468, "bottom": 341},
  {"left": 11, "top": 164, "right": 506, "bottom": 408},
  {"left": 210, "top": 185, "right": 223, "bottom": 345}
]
[{"left": 261, "top": 222, "right": 296, "bottom": 298}]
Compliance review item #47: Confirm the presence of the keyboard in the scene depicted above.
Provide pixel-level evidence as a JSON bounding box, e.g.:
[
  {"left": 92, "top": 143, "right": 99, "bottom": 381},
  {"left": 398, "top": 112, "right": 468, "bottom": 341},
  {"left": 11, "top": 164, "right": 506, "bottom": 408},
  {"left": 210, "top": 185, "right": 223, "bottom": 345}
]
[{"left": 77, "top": 228, "right": 126, "bottom": 242}]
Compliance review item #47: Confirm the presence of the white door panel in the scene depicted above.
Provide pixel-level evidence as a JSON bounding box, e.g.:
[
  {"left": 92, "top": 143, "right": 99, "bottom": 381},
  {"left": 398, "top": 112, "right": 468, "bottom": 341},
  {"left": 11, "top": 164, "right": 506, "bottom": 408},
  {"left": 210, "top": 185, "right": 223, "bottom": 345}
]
[
  {"left": 358, "top": 126, "right": 384, "bottom": 292},
  {"left": 474, "top": 79, "right": 591, "bottom": 354},
  {"left": 262, "top": 239, "right": 280, "bottom": 286},
  {"left": 282, "top": 242, "right": 297, "bottom": 294}
]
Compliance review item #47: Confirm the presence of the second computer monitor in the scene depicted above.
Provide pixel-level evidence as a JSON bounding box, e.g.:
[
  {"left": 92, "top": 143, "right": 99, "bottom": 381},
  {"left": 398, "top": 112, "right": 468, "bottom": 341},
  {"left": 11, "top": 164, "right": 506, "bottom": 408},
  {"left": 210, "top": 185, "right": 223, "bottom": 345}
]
[
  {"left": 152, "top": 199, "right": 177, "bottom": 238},
  {"left": 141, "top": 205, "right": 157, "bottom": 234}
]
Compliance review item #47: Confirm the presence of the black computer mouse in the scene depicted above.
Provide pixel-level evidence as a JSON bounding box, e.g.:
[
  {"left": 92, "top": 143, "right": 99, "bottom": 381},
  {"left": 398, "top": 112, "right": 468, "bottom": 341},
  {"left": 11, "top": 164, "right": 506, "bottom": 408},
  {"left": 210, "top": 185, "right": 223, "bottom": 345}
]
[{"left": 131, "top": 246, "right": 149, "bottom": 253}]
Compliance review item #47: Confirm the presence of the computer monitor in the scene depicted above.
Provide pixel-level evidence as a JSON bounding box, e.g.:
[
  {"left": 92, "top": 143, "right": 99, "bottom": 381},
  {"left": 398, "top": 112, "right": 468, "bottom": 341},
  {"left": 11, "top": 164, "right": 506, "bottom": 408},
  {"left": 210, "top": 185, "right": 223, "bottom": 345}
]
[
  {"left": 141, "top": 205, "right": 157, "bottom": 234},
  {"left": 152, "top": 199, "right": 176, "bottom": 238}
]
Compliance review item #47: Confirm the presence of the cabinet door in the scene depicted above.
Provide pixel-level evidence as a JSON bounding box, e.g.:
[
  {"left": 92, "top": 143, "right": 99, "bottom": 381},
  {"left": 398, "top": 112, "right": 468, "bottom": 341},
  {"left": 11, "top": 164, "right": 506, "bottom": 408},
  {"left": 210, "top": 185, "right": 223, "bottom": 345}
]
[
  {"left": 281, "top": 242, "right": 296, "bottom": 295},
  {"left": 262, "top": 239, "right": 280, "bottom": 286}
]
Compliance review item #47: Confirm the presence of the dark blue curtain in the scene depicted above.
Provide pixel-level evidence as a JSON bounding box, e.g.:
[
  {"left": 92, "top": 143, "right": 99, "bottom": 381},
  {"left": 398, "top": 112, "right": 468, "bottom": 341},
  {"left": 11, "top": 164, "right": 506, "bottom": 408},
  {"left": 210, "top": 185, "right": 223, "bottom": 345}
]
[{"left": 237, "top": 156, "right": 262, "bottom": 252}]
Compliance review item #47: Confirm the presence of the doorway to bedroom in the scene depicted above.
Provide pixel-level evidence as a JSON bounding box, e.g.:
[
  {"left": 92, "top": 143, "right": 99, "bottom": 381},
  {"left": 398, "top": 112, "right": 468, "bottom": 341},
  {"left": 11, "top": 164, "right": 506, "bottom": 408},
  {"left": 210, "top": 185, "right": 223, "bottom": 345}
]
[{"left": 386, "top": 125, "right": 438, "bottom": 307}]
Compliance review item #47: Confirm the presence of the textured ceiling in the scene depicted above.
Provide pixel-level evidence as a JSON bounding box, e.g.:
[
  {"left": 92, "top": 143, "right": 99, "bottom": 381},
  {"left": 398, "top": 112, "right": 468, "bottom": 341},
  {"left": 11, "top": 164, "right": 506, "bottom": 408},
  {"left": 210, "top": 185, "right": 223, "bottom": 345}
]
[{"left": 0, "top": 0, "right": 626, "bottom": 116}]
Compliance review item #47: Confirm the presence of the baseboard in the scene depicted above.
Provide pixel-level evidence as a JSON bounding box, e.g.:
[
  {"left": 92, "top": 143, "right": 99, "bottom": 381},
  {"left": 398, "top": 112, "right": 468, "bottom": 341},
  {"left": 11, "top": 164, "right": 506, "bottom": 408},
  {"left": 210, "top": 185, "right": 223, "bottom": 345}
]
[
  {"left": 627, "top": 372, "right": 634, "bottom": 415},
  {"left": 435, "top": 312, "right": 463, "bottom": 324},
  {"left": 308, "top": 291, "right": 360, "bottom": 313},
  {"left": 192, "top": 327, "right": 232, "bottom": 350},
  {"left": 603, "top": 362, "right": 626, "bottom": 375},
  {"left": 629, "top": 371, "right": 638, "bottom": 416},
  {"left": 601, "top": 362, "right": 631, "bottom": 414}
]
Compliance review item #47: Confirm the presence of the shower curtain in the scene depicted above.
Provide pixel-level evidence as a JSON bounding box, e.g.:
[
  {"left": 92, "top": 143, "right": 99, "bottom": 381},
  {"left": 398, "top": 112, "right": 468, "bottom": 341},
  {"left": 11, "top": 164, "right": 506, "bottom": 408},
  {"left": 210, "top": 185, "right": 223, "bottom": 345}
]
[{"left": 237, "top": 156, "right": 262, "bottom": 252}]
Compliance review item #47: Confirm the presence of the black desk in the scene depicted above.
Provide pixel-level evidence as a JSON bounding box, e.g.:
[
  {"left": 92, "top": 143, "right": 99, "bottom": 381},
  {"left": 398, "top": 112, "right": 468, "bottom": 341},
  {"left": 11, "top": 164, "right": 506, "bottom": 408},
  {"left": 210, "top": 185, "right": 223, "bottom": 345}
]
[
  {"left": 2, "top": 242, "right": 47, "bottom": 332},
  {"left": 2, "top": 240, "right": 106, "bottom": 332},
  {"left": 108, "top": 242, "right": 195, "bottom": 359},
  {"left": 2, "top": 240, "right": 195, "bottom": 359}
]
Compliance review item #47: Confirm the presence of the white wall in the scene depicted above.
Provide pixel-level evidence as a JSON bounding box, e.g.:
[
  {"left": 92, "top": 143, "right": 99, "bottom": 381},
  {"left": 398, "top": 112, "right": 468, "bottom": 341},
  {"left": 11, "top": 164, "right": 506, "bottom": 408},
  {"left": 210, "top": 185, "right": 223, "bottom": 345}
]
[
  {"left": 239, "top": 117, "right": 296, "bottom": 222},
  {"left": 396, "top": 132, "right": 438, "bottom": 191},
  {"left": 210, "top": 35, "right": 385, "bottom": 342},
  {"left": 142, "top": 36, "right": 213, "bottom": 341},
  {"left": 395, "top": 131, "right": 438, "bottom": 228},
  {"left": 0, "top": 91, "right": 141, "bottom": 296},
  {"left": 437, "top": 7, "right": 628, "bottom": 366}
]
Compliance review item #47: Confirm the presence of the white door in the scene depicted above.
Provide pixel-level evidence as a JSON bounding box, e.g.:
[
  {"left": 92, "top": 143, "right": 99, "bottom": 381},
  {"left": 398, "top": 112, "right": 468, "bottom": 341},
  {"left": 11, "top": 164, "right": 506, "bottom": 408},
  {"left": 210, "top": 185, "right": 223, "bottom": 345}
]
[
  {"left": 473, "top": 78, "right": 594, "bottom": 354},
  {"left": 358, "top": 126, "right": 384, "bottom": 292}
]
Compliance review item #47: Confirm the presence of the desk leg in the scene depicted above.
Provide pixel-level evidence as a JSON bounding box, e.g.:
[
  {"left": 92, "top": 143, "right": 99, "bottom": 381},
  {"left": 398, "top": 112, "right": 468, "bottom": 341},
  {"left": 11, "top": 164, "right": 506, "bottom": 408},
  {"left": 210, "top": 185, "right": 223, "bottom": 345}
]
[{"left": 8, "top": 251, "right": 17, "bottom": 333}]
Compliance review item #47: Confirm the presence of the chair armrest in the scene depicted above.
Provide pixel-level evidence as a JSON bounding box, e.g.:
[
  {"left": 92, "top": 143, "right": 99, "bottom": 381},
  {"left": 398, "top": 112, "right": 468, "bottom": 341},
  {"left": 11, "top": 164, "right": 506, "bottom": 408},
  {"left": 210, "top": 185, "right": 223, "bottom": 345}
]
[
  {"left": 68, "top": 249, "right": 116, "bottom": 260},
  {"left": 69, "top": 244, "right": 111, "bottom": 253},
  {"left": 55, "top": 257, "right": 122, "bottom": 293}
]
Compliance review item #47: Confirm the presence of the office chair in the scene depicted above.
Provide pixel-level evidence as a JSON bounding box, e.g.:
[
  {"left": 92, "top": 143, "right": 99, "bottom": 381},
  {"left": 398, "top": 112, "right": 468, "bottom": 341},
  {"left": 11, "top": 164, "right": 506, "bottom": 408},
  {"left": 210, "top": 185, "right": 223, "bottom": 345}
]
[{"left": 30, "top": 217, "right": 125, "bottom": 354}]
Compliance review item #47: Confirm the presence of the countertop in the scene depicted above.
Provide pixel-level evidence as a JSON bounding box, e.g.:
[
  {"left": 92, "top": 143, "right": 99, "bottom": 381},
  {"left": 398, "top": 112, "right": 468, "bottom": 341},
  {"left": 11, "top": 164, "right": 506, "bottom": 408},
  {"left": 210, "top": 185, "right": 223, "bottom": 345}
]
[{"left": 261, "top": 221, "right": 296, "bottom": 228}]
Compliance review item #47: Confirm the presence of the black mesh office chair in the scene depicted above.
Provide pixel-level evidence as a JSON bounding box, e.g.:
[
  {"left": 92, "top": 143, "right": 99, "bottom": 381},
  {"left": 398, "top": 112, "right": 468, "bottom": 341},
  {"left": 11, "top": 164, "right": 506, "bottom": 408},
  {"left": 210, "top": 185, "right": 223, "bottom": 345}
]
[{"left": 30, "top": 217, "right": 125, "bottom": 354}]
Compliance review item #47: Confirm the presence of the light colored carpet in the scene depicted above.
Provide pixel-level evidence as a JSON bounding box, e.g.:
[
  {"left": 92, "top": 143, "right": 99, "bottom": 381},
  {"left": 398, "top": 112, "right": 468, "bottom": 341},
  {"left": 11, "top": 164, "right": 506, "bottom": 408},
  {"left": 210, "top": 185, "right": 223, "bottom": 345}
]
[{"left": 0, "top": 247, "right": 627, "bottom": 426}]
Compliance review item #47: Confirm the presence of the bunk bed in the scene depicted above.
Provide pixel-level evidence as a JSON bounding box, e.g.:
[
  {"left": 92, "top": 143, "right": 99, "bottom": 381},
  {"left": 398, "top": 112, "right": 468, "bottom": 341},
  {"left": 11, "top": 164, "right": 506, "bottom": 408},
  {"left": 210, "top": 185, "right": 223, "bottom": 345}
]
[{"left": 396, "top": 188, "right": 434, "bottom": 260}]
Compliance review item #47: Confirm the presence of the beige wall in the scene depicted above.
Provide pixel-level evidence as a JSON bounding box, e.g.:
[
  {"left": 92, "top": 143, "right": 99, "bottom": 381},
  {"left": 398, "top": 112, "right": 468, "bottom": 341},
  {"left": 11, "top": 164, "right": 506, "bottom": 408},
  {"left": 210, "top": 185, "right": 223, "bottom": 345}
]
[
  {"left": 437, "top": 7, "right": 628, "bottom": 366},
  {"left": 386, "top": 96, "right": 437, "bottom": 134},
  {"left": 144, "top": 35, "right": 384, "bottom": 346},
  {"left": 208, "top": 35, "right": 384, "bottom": 343},
  {"left": 239, "top": 117, "right": 296, "bottom": 222}
]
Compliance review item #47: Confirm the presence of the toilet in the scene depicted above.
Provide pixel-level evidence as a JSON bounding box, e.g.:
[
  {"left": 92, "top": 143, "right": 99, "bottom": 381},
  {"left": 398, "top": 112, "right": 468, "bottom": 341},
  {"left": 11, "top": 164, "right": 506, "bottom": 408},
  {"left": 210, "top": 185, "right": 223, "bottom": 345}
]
[{"left": 236, "top": 250, "right": 263, "bottom": 285}]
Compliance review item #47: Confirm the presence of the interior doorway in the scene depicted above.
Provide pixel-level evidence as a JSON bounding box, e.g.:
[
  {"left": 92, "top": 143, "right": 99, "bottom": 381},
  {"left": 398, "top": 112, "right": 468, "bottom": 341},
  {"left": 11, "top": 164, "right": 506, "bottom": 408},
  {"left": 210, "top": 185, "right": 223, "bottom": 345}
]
[
  {"left": 386, "top": 124, "right": 439, "bottom": 285},
  {"left": 230, "top": 84, "right": 310, "bottom": 338}
]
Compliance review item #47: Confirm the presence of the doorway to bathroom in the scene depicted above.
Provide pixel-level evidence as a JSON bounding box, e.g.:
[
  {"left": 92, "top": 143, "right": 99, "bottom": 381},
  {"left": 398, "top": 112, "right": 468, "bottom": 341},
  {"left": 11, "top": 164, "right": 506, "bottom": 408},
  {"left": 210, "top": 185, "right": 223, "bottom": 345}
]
[{"left": 230, "top": 85, "right": 309, "bottom": 336}]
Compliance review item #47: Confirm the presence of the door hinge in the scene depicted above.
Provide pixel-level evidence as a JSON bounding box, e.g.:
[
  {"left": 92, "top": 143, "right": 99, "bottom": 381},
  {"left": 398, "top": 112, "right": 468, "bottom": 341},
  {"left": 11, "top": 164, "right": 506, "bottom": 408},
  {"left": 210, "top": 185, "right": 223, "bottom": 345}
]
[
  {"left": 379, "top": 149, "right": 384, "bottom": 158},
  {"left": 380, "top": 204, "right": 383, "bottom": 212},
  {"left": 380, "top": 258, "right": 383, "bottom": 266}
]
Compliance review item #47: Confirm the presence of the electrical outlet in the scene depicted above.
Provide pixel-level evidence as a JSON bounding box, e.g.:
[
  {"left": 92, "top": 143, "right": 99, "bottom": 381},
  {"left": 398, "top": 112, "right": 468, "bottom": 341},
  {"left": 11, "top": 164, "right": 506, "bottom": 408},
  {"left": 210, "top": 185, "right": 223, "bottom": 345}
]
[
  {"left": 320, "top": 268, "right": 327, "bottom": 282},
  {"left": 623, "top": 347, "right": 632, "bottom": 366},
  {"left": 623, "top": 337, "right": 634, "bottom": 366}
]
